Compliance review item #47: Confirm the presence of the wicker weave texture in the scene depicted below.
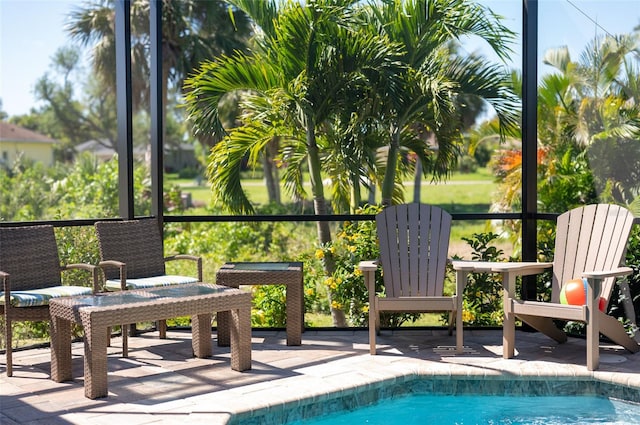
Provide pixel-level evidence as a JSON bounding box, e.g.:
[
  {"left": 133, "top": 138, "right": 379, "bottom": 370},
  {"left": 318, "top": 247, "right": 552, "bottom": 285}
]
[
  {"left": 0, "top": 225, "right": 62, "bottom": 291},
  {"left": 1, "top": 225, "right": 61, "bottom": 377},
  {"left": 216, "top": 262, "right": 303, "bottom": 346},
  {"left": 95, "top": 219, "right": 166, "bottom": 279},
  {"left": 49, "top": 283, "right": 252, "bottom": 399}
]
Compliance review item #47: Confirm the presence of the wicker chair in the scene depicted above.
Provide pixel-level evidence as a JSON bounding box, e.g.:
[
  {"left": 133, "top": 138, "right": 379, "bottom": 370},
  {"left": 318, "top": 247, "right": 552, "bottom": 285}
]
[
  {"left": 0, "top": 225, "right": 99, "bottom": 377},
  {"left": 94, "top": 218, "right": 203, "bottom": 355}
]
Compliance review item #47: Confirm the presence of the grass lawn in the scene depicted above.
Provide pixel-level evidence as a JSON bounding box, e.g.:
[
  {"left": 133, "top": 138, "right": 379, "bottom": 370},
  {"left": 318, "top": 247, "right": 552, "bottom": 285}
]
[
  {"left": 167, "top": 168, "right": 498, "bottom": 214},
  {"left": 166, "top": 168, "right": 505, "bottom": 328}
]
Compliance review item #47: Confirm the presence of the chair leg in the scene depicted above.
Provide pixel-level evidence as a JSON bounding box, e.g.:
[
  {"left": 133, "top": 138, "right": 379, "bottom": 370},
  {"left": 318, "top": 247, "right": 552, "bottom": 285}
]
[
  {"left": 122, "top": 324, "right": 129, "bottom": 358},
  {"left": 5, "top": 318, "right": 12, "bottom": 377},
  {"left": 599, "top": 311, "right": 640, "bottom": 353},
  {"left": 158, "top": 320, "right": 167, "bottom": 339},
  {"left": 455, "top": 307, "right": 463, "bottom": 353},
  {"left": 369, "top": 312, "right": 377, "bottom": 355}
]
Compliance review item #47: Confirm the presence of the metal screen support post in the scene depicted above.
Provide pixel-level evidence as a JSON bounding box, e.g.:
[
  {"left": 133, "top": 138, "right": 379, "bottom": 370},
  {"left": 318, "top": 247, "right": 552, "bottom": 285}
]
[
  {"left": 521, "top": 0, "right": 539, "bottom": 304},
  {"left": 150, "top": 0, "right": 164, "bottom": 230},
  {"left": 115, "top": 0, "right": 134, "bottom": 220}
]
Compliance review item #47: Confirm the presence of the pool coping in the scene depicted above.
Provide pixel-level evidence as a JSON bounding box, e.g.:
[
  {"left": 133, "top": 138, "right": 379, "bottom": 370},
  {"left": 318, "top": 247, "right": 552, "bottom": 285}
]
[{"left": 227, "top": 358, "right": 640, "bottom": 424}]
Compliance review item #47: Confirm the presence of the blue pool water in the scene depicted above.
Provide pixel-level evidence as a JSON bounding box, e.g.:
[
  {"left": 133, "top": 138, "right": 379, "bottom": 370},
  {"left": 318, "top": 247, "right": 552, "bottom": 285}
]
[{"left": 287, "top": 394, "right": 640, "bottom": 424}]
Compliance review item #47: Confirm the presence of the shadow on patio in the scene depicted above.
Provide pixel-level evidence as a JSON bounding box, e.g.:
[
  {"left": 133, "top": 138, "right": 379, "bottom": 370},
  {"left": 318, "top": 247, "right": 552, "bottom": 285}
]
[{"left": 2, "top": 328, "right": 640, "bottom": 424}]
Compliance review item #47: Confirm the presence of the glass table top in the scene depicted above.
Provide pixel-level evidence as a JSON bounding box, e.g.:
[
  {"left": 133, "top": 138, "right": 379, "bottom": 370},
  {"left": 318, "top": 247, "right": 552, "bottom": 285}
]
[
  {"left": 72, "top": 292, "right": 160, "bottom": 307},
  {"left": 69, "top": 284, "right": 231, "bottom": 307},
  {"left": 145, "top": 284, "right": 229, "bottom": 298}
]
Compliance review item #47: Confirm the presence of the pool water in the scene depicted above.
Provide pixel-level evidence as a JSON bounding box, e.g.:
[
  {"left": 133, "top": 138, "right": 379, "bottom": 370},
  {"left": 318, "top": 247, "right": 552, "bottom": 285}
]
[{"left": 287, "top": 394, "right": 640, "bottom": 424}]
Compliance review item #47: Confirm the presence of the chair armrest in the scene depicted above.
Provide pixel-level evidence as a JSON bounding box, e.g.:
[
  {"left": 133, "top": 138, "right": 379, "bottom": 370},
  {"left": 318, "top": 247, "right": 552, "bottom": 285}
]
[
  {"left": 1, "top": 271, "right": 9, "bottom": 307},
  {"left": 63, "top": 263, "right": 101, "bottom": 293},
  {"left": 165, "top": 254, "right": 203, "bottom": 281},
  {"left": 1, "top": 270, "right": 9, "bottom": 292},
  {"left": 98, "top": 260, "right": 127, "bottom": 290},
  {"left": 582, "top": 267, "right": 633, "bottom": 280},
  {"left": 451, "top": 260, "right": 552, "bottom": 276},
  {"left": 99, "top": 260, "right": 125, "bottom": 268},
  {"left": 358, "top": 260, "right": 379, "bottom": 309},
  {"left": 358, "top": 260, "right": 378, "bottom": 272}
]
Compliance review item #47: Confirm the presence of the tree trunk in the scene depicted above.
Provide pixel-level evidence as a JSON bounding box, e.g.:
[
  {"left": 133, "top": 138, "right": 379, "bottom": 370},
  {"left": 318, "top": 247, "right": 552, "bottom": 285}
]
[
  {"left": 380, "top": 126, "right": 400, "bottom": 207},
  {"left": 263, "top": 137, "right": 281, "bottom": 204},
  {"left": 306, "top": 117, "right": 347, "bottom": 327},
  {"left": 413, "top": 160, "right": 422, "bottom": 203},
  {"left": 350, "top": 173, "right": 361, "bottom": 213}
]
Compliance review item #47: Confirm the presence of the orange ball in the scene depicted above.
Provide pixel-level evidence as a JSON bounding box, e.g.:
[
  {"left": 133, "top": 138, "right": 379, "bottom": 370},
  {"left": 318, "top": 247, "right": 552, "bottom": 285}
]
[
  {"left": 559, "top": 278, "right": 606, "bottom": 312},
  {"left": 560, "top": 278, "right": 587, "bottom": 305}
]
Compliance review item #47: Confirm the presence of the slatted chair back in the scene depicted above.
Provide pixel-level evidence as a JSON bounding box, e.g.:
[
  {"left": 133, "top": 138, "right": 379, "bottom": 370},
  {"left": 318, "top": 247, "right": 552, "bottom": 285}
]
[
  {"left": 0, "top": 225, "right": 62, "bottom": 291},
  {"left": 377, "top": 204, "right": 452, "bottom": 298},
  {"left": 551, "top": 204, "right": 635, "bottom": 304},
  {"left": 95, "top": 219, "right": 166, "bottom": 280}
]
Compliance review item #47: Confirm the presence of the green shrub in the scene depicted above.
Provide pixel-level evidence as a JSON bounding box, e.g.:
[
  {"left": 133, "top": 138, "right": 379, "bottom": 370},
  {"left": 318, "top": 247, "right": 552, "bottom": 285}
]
[
  {"left": 319, "top": 205, "right": 421, "bottom": 327},
  {"left": 454, "top": 232, "right": 507, "bottom": 326}
]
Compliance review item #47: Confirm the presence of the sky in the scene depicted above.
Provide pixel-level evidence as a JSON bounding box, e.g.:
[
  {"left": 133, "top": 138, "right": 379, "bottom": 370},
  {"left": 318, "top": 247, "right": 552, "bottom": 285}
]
[{"left": 1, "top": 0, "right": 639, "bottom": 118}]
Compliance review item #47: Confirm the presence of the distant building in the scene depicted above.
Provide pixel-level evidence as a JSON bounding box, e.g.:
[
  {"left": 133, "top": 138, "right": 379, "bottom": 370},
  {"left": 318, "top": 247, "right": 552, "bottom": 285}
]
[
  {"left": 75, "top": 139, "right": 146, "bottom": 162},
  {"left": 0, "top": 122, "right": 58, "bottom": 167},
  {"left": 164, "top": 143, "right": 199, "bottom": 172},
  {"left": 76, "top": 139, "right": 199, "bottom": 172}
]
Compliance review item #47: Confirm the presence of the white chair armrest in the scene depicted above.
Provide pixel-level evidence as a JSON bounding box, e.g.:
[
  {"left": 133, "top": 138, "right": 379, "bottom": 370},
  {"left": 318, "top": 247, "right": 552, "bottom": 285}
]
[
  {"left": 582, "top": 267, "right": 633, "bottom": 279},
  {"left": 358, "top": 260, "right": 378, "bottom": 272},
  {"left": 451, "top": 260, "right": 552, "bottom": 276}
]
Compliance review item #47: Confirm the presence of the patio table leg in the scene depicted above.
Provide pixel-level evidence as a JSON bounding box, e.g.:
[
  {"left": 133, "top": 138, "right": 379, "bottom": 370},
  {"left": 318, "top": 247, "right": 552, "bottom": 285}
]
[
  {"left": 192, "top": 313, "right": 213, "bottom": 358},
  {"left": 83, "top": 313, "right": 109, "bottom": 399},
  {"left": 50, "top": 315, "right": 72, "bottom": 382},
  {"left": 502, "top": 272, "right": 516, "bottom": 359},
  {"left": 286, "top": 275, "right": 303, "bottom": 346},
  {"left": 217, "top": 310, "right": 231, "bottom": 347},
  {"left": 230, "top": 306, "right": 251, "bottom": 371}
]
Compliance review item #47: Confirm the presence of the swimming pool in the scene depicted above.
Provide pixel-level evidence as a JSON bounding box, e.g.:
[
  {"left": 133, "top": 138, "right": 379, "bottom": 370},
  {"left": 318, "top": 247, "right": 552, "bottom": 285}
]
[
  {"left": 286, "top": 394, "right": 640, "bottom": 424},
  {"left": 228, "top": 376, "right": 640, "bottom": 424}
]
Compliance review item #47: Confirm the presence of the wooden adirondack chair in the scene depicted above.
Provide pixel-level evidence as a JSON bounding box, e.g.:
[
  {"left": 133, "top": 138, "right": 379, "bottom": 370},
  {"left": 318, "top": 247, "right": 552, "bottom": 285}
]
[
  {"left": 359, "top": 204, "right": 463, "bottom": 355},
  {"left": 452, "top": 204, "right": 639, "bottom": 370}
]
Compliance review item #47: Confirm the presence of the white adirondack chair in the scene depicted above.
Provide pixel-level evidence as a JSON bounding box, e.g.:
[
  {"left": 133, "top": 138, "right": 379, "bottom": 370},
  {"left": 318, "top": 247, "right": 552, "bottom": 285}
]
[
  {"left": 359, "top": 204, "right": 463, "bottom": 355},
  {"left": 453, "top": 204, "right": 639, "bottom": 370}
]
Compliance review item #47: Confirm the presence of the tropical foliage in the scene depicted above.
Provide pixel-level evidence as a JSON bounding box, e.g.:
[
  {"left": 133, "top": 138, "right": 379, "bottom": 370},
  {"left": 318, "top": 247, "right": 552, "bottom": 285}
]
[{"left": 184, "top": 0, "right": 519, "bottom": 325}]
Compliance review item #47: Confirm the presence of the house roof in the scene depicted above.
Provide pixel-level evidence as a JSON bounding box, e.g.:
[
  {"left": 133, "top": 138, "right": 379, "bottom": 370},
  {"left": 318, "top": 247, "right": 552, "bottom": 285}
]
[
  {"left": 0, "top": 121, "right": 58, "bottom": 144},
  {"left": 76, "top": 139, "right": 147, "bottom": 156}
]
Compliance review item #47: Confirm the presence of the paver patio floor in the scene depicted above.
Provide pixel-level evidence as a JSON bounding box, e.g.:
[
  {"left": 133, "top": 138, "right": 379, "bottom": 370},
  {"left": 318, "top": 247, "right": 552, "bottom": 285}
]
[{"left": 2, "top": 328, "right": 639, "bottom": 424}]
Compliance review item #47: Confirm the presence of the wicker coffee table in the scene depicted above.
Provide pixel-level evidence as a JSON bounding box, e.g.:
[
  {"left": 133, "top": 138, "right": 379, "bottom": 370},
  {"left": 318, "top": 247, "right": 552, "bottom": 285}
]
[
  {"left": 216, "top": 262, "right": 304, "bottom": 346},
  {"left": 49, "top": 283, "right": 252, "bottom": 399}
]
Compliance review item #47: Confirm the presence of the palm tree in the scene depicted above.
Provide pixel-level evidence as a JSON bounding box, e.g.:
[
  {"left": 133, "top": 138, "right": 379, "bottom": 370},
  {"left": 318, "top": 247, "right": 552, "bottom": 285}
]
[
  {"left": 359, "top": 0, "right": 519, "bottom": 206},
  {"left": 66, "top": 0, "right": 251, "bottom": 145},
  {"left": 184, "top": 0, "right": 405, "bottom": 325},
  {"left": 489, "top": 32, "right": 640, "bottom": 250},
  {"left": 540, "top": 33, "right": 640, "bottom": 204}
]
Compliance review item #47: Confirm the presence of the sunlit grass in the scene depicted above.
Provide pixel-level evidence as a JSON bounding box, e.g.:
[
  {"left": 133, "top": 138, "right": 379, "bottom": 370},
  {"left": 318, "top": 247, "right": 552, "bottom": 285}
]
[{"left": 167, "top": 168, "right": 498, "bottom": 214}]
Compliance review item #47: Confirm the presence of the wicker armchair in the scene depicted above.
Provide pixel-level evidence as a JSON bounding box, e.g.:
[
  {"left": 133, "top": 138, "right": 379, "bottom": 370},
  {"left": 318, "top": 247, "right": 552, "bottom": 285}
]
[
  {"left": 0, "top": 225, "right": 99, "bottom": 377},
  {"left": 94, "top": 219, "right": 203, "bottom": 355}
]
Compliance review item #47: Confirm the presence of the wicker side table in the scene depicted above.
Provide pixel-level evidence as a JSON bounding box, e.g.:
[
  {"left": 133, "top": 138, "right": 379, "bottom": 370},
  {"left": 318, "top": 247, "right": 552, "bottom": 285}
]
[
  {"left": 49, "top": 283, "right": 252, "bottom": 399},
  {"left": 216, "top": 262, "right": 304, "bottom": 346}
]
